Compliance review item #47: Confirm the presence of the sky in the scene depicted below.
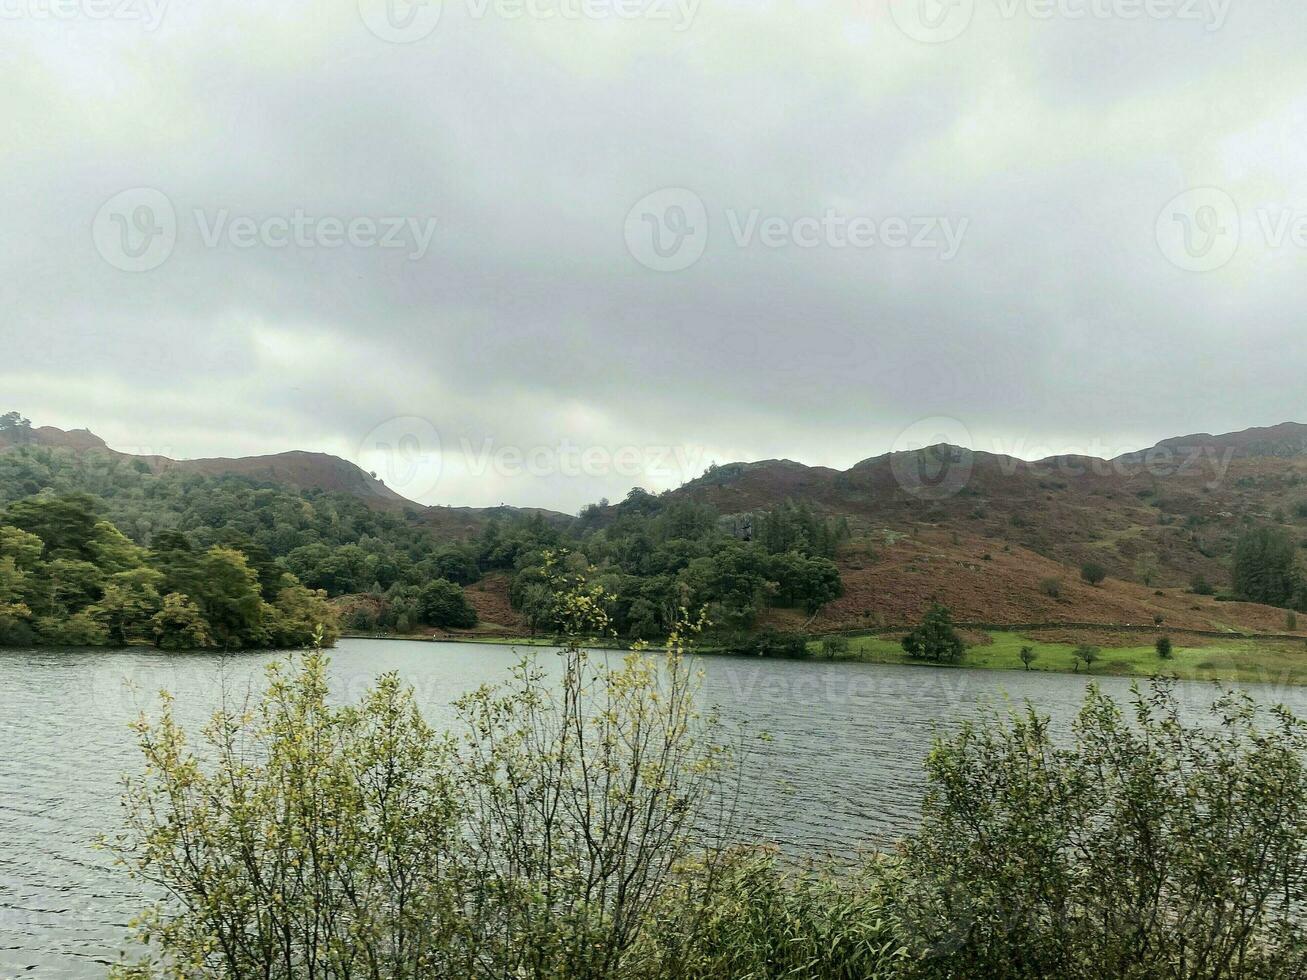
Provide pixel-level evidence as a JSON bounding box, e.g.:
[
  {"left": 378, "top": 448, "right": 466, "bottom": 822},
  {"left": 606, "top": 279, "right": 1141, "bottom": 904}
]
[{"left": 3, "top": 0, "right": 1307, "bottom": 512}]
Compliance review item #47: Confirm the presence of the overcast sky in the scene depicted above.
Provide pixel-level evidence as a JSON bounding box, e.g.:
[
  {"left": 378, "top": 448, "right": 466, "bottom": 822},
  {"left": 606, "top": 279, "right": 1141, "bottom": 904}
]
[{"left": 3, "top": 0, "right": 1306, "bottom": 511}]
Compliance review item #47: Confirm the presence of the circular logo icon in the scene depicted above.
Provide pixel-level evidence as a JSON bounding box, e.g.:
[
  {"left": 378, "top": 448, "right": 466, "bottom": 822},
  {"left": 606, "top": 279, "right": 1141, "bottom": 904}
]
[
  {"left": 623, "top": 187, "right": 709, "bottom": 272},
  {"left": 888, "top": 0, "right": 975, "bottom": 44},
  {"left": 890, "top": 416, "right": 975, "bottom": 500},
  {"left": 358, "top": 0, "right": 442, "bottom": 43},
  {"left": 1155, "top": 187, "right": 1240, "bottom": 273},
  {"left": 358, "top": 416, "right": 443, "bottom": 501},
  {"left": 92, "top": 187, "right": 177, "bottom": 272}
]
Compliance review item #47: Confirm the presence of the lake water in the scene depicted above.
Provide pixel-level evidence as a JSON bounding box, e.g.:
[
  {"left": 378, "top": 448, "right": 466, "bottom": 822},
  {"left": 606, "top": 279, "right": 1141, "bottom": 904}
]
[{"left": 3, "top": 638, "right": 1306, "bottom": 976}]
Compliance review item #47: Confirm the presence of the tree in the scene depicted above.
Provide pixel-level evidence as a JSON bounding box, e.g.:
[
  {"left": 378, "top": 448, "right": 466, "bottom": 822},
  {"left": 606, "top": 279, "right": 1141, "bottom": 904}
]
[
  {"left": 192, "top": 546, "right": 266, "bottom": 649},
  {"left": 266, "top": 579, "right": 340, "bottom": 648},
  {"left": 1073, "top": 643, "right": 1100, "bottom": 672},
  {"left": 1232, "top": 526, "right": 1302, "bottom": 608},
  {"left": 1038, "top": 578, "right": 1061, "bottom": 598},
  {"left": 902, "top": 602, "right": 966, "bottom": 664},
  {"left": 1019, "top": 645, "right": 1038, "bottom": 670},
  {"left": 419, "top": 578, "right": 478, "bottom": 629},
  {"left": 1155, "top": 635, "right": 1173, "bottom": 660},
  {"left": 1190, "top": 572, "right": 1215, "bottom": 596},
  {"left": 151, "top": 593, "right": 214, "bottom": 650},
  {"left": 1080, "top": 561, "right": 1107, "bottom": 586},
  {"left": 91, "top": 568, "right": 164, "bottom": 646}
]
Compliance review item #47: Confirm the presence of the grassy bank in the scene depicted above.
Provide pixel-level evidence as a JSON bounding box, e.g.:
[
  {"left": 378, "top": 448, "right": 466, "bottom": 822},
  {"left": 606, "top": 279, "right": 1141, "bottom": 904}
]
[
  {"left": 342, "top": 627, "right": 1307, "bottom": 687},
  {"left": 812, "top": 630, "right": 1307, "bottom": 686}
]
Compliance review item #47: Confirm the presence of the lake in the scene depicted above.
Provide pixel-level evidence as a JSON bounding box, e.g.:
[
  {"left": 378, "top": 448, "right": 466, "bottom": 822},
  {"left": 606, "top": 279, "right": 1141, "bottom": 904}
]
[{"left": 3, "top": 638, "right": 1305, "bottom": 976}]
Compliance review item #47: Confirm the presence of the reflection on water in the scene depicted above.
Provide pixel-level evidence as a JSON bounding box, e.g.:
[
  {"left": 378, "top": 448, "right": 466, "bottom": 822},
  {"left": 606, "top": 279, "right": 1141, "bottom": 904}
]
[{"left": 2, "top": 639, "right": 1304, "bottom": 976}]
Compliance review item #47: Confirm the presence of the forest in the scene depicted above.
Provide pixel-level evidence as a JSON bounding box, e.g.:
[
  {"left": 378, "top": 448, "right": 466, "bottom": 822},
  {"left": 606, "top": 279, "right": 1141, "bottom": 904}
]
[{"left": 0, "top": 443, "right": 846, "bottom": 645}]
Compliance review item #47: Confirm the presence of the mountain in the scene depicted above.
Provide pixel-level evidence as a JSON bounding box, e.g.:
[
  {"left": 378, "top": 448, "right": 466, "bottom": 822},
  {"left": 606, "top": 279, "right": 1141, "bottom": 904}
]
[{"left": 5, "top": 415, "right": 1307, "bottom": 635}]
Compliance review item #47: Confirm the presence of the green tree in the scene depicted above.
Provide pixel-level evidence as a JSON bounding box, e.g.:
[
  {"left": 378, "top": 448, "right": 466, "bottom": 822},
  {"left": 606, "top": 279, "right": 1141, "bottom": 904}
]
[
  {"left": 1072, "top": 643, "right": 1100, "bottom": 672},
  {"left": 151, "top": 593, "right": 214, "bottom": 650},
  {"left": 901, "top": 602, "right": 966, "bottom": 664},
  {"left": 1155, "top": 635, "right": 1173, "bottom": 659},
  {"left": 91, "top": 568, "right": 164, "bottom": 646},
  {"left": 1080, "top": 561, "right": 1107, "bottom": 586},
  {"left": 192, "top": 546, "right": 266, "bottom": 649},
  {"left": 418, "top": 578, "right": 478, "bottom": 629},
  {"left": 1232, "top": 526, "right": 1302, "bottom": 608},
  {"left": 1019, "top": 645, "right": 1038, "bottom": 670}
]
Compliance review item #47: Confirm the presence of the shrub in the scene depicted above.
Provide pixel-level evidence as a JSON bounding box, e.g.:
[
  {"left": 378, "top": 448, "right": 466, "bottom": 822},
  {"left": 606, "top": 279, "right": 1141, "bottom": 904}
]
[
  {"left": 820, "top": 634, "right": 851, "bottom": 659},
  {"left": 1155, "top": 635, "right": 1173, "bottom": 659},
  {"left": 1038, "top": 577, "right": 1061, "bottom": 598},
  {"left": 1080, "top": 561, "right": 1107, "bottom": 586},
  {"left": 110, "top": 599, "right": 730, "bottom": 979},
  {"left": 1019, "top": 645, "right": 1038, "bottom": 670},
  {"left": 889, "top": 682, "right": 1307, "bottom": 978}
]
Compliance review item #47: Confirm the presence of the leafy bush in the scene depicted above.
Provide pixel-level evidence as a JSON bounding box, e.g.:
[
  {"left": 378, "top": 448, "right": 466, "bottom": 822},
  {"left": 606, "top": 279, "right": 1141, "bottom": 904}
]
[
  {"left": 111, "top": 598, "right": 732, "bottom": 979},
  {"left": 820, "top": 634, "right": 851, "bottom": 659},
  {"left": 1080, "top": 561, "right": 1107, "bottom": 586},
  {"left": 1038, "top": 577, "right": 1061, "bottom": 598},
  {"left": 889, "top": 682, "right": 1307, "bottom": 978}
]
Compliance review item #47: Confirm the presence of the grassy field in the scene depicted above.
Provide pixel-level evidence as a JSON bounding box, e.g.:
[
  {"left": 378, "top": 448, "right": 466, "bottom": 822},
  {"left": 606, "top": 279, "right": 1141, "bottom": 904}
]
[{"left": 809, "top": 631, "right": 1307, "bottom": 686}]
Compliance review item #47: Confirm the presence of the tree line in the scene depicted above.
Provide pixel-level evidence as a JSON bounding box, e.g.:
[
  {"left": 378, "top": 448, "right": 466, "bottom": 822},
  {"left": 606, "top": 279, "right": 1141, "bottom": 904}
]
[{"left": 0, "top": 493, "right": 337, "bottom": 649}]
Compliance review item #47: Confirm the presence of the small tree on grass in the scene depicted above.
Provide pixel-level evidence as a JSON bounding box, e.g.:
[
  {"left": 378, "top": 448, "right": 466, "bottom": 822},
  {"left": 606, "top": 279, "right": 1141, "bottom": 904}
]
[
  {"left": 1019, "top": 645, "right": 1038, "bottom": 671},
  {"left": 901, "top": 602, "right": 966, "bottom": 664},
  {"left": 1080, "top": 561, "right": 1107, "bottom": 586},
  {"left": 1072, "top": 643, "right": 1100, "bottom": 673},
  {"left": 1156, "top": 635, "right": 1173, "bottom": 660},
  {"left": 820, "top": 635, "right": 850, "bottom": 660}
]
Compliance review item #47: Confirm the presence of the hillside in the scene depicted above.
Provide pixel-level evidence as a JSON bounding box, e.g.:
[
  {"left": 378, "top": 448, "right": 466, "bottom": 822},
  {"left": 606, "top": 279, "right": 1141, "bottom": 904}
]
[{"left": 5, "top": 412, "right": 1307, "bottom": 638}]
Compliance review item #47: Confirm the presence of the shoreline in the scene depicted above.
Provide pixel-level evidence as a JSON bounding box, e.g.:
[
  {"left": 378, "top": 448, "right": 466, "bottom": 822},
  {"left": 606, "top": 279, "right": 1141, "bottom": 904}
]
[{"left": 341, "top": 626, "right": 1307, "bottom": 688}]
